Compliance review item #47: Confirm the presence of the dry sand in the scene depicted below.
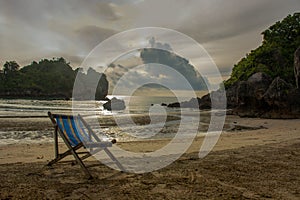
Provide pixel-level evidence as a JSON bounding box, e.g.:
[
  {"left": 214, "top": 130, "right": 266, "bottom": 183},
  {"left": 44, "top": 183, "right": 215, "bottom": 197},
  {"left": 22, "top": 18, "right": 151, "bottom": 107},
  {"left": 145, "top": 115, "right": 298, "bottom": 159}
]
[{"left": 0, "top": 115, "right": 300, "bottom": 199}]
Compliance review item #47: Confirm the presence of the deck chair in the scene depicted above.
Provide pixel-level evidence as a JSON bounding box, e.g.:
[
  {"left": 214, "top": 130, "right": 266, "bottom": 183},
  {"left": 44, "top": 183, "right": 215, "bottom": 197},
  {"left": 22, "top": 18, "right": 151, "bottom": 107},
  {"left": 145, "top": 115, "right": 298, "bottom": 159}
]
[{"left": 47, "top": 111, "right": 124, "bottom": 178}]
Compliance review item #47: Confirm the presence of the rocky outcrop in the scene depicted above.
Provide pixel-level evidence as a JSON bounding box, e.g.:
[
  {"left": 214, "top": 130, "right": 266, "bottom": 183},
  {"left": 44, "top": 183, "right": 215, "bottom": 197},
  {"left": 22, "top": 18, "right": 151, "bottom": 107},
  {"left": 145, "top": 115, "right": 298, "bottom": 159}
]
[
  {"left": 167, "top": 97, "right": 201, "bottom": 108},
  {"left": 225, "top": 47, "right": 300, "bottom": 118},
  {"left": 263, "top": 77, "right": 293, "bottom": 107},
  {"left": 167, "top": 90, "right": 226, "bottom": 110},
  {"left": 199, "top": 95, "right": 211, "bottom": 109},
  {"left": 169, "top": 71, "right": 300, "bottom": 118},
  {"left": 103, "top": 98, "right": 126, "bottom": 111},
  {"left": 197, "top": 72, "right": 272, "bottom": 113},
  {"left": 167, "top": 102, "right": 181, "bottom": 108},
  {"left": 233, "top": 72, "right": 272, "bottom": 117},
  {"left": 262, "top": 78, "right": 300, "bottom": 118},
  {"left": 228, "top": 74, "right": 300, "bottom": 118}
]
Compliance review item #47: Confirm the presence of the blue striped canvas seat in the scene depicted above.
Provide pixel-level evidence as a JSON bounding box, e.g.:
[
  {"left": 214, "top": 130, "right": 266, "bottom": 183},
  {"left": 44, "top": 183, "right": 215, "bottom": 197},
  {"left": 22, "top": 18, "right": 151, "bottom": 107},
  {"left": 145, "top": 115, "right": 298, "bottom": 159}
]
[
  {"left": 47, "top": 112, "right": 124, "bottom": 178},
  {"left": 54, "top": 115, "right": 87, "bottom": 147}
]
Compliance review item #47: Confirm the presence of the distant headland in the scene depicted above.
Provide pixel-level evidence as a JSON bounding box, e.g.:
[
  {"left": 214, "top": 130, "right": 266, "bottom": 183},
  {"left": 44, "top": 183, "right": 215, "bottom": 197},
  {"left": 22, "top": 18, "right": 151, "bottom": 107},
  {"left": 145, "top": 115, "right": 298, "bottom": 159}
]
[{"left": 0, "top": 57, "right": 108, "bottom": 100}]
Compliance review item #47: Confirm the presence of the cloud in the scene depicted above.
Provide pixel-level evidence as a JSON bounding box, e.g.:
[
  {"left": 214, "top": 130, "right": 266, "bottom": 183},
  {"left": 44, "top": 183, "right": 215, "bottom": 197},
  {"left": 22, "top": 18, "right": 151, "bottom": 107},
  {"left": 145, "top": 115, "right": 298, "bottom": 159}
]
[
  {"left": 133, "top": 0, "right": 299, "bottom": 42},
  {"left": 132, "top": 0, "right": 300, "bottom": 72},
  {"left": 0, "top": 0, "right": 300, "bottom": 76},
  {"left": 0, "top": 0, "right": 129, "bottom": 66},
  {"left": 104, "top": 45, "right": 210, "bottom": 94},
  {"left": 74, "top": 25, "right": 117, "bottom": 51},
  {"left": 111, "top": 63, "right": 197, "bottom": 94}
]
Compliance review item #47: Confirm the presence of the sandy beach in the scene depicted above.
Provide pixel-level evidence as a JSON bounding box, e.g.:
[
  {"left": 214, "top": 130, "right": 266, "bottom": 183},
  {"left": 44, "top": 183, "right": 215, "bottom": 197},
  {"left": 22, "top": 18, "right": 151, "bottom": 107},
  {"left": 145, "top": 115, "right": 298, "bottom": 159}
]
[{"left": 0, "top": 115, "right": 300, "bottom": 199}]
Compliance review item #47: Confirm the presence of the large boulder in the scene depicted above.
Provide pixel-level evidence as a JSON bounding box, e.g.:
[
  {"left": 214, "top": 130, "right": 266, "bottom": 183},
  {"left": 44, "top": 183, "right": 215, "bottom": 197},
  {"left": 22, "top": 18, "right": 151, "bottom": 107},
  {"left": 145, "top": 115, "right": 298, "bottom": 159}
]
[
  {"left": 103, "top": 97, "right": 126, "bottom": 111},
  {"left": 199, "top": 90, "right": 227, "bottom": 110},
  {"left": 262, "top": 77, "right": 300, "bottom": 118},
  {"left": 233, "top": 73, "right": 272, "bottom": 117},
  {"left": 225, "top": 82, "right": 239, "bottom": 109},
  {"left": 263, "top": 77, "right": 293, "bottom": 107},
  {"left": 286, "top": 89, "right": 300, "bottom": 117},
  {"left": 247, "top": 72, "right": 273, "bottom": 99},
  {"left": 199, "top": 94, "right": 211, "bottom": 109}
]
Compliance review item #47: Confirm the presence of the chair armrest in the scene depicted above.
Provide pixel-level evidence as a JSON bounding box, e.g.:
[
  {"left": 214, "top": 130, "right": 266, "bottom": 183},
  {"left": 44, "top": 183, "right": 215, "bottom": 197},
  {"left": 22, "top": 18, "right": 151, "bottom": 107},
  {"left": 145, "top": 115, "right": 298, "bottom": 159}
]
[
  {"left": 111, "top": 139, "right": 117, "bottom": 144},
  {"left": 84, "top": 141, "right": 113, "bottom": 148}
]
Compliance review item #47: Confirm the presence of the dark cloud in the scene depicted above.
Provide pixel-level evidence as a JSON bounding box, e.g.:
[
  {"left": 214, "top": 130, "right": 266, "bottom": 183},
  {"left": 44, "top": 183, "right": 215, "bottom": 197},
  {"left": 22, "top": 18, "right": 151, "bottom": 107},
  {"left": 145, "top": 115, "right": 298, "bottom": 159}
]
[
  {"left": 0, "top": 0, "right": 126, "bottom": 66},
  {"left": 134, "top": 0, "right": 300, "bottom": 43},
  {"left": 131, "top": 0, "right": 300, "bottom": 73},
  {"left": 75, "top": 25, "right": 117, "bottom": 51},
  {"left": 0, "top": 0, "right": 299, "bottom": 74}
]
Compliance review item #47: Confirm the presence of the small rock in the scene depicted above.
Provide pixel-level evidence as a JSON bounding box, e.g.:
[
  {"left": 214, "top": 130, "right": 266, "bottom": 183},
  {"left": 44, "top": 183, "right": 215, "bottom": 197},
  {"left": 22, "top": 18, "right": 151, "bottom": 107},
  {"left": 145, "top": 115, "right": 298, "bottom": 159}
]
[{"left": 103, "top": 98, "right": 126, "bottom": 111}]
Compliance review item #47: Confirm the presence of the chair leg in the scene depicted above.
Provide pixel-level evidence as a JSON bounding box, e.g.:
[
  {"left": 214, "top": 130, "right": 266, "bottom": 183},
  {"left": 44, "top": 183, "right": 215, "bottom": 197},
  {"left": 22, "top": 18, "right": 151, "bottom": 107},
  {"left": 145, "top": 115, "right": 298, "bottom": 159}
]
[
  {"left": 78, "top": 147, "right": 125, "bottom": 172},
  {"left": 49, "top": 137, "right": 92, "bottom": 178},
  {"left": 69, "top": 148, "right": 93, "bottom": 179},
  {"left": 47, "top": 143, "right": 83, "bottom": 166},
  {"left": 103, "top": 148, "right": 125, "bottom": 172},
  {"left": 61, "top": 139, "right": 92, "bottom": 178}
]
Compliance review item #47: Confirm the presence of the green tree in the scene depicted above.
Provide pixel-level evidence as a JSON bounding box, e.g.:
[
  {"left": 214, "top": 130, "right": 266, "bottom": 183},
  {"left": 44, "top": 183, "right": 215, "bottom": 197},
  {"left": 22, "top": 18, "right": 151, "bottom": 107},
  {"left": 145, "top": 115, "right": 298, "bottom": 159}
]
[
  {"left": 3, "top": 61, "right": 20, "bottom": 75},
  {"left": 225, "top": 12, "right": 300, "bottom": 88},
  {"left": 0, "top": 57, "right": 109, "bottom": 99}
]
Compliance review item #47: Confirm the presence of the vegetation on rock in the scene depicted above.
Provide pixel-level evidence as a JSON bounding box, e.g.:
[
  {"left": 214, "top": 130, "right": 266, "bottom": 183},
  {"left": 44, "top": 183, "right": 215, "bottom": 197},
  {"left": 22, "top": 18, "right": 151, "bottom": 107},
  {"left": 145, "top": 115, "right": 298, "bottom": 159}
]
[{"left": 225, "top": 13, "right": 300, "bottom": 88}]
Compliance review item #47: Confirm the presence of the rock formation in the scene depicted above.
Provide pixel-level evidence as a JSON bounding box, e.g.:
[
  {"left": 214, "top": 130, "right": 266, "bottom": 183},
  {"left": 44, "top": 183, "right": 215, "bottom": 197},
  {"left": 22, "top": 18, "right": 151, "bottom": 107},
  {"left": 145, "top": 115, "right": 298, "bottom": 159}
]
[
  {"left": 170, "top": 69, "right": 300, "bottom": 118},
  {"left": 167, "top": 98, "right": 200, "bottom": 109},
  {"left": 103, "top": 98, "right": 126, "bottom": 111},
  {"left": 226, "top": 72, "right": 300, "bottom": 118}
]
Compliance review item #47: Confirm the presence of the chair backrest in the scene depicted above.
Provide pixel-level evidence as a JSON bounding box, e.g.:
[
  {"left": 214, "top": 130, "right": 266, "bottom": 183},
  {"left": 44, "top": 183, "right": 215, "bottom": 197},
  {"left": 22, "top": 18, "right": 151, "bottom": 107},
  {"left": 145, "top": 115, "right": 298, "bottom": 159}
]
[{"left": 52, "top": 114, "right": 90, "bottom": 147}]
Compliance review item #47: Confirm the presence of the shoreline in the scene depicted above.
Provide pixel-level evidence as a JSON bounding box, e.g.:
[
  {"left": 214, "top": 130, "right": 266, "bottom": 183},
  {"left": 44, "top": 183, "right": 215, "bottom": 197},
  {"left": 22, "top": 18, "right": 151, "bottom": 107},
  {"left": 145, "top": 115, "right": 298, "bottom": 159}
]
[
  {"left": 1, "top": 115, "right": 300, "bottom": 164},
  {"left": 0, "top": 113, "right": 285, "bottom": 146}
]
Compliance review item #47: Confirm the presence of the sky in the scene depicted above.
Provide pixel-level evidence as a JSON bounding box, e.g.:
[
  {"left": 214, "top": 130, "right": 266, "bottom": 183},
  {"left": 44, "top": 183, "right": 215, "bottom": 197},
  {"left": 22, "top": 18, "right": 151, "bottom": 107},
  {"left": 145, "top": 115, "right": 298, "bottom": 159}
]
[{"left": 0, "top": 0, "right": 300, "bottom": 79}]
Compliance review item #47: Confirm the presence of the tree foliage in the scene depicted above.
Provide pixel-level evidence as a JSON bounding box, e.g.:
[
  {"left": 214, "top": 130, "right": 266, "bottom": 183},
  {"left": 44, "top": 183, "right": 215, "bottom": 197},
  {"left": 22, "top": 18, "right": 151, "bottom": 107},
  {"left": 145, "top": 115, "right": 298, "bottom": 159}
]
[
  {"left": 225, "top": 13, "right": 300, "bottom": 88},
  {"left": 0, "top": 57, "right": 108, "bottom": 99},
  {"left": 3, "top": 61, "right": 20, "bottom": 74}
]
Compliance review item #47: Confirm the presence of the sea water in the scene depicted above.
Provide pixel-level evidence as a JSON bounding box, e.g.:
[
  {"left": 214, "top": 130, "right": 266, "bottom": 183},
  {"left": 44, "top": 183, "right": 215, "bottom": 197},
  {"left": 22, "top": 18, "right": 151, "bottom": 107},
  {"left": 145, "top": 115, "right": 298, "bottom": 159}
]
[{"left": 0, "top": 96, "right": 213, "bottom": 145}]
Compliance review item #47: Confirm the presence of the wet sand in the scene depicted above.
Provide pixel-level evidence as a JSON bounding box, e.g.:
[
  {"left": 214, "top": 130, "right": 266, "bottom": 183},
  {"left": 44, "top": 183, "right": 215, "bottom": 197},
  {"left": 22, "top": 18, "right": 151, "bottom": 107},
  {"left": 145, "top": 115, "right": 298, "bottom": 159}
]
[{"left": 0, "top": 115, "right": 300, "bottom": 199}]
